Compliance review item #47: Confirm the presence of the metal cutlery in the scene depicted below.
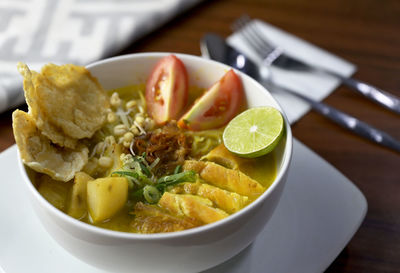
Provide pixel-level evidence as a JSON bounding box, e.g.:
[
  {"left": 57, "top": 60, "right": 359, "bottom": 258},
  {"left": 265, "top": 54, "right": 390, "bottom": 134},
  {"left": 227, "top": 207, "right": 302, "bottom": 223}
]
[
  {"left": 232, "top": 15, "right": 400, "bottom": 115},
  {"left": 201, "top": 33, "right": 400, "bottom": 153}
]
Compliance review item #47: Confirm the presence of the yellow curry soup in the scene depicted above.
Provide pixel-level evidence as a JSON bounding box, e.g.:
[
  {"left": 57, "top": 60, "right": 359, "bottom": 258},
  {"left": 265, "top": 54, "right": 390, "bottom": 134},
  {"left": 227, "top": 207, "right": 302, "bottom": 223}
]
[{"left": 14, "top": 60, "right": 278, "bottom": 234}]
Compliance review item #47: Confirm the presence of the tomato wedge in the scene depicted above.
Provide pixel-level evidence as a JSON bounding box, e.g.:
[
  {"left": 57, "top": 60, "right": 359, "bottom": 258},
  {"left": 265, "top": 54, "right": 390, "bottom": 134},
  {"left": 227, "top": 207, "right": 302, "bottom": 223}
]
[
  {"left": 146, "top": 55, "right": 188, "bottom": 125},
  {"left": 178, "top": 69, "right": 243, "bottom": 131}
]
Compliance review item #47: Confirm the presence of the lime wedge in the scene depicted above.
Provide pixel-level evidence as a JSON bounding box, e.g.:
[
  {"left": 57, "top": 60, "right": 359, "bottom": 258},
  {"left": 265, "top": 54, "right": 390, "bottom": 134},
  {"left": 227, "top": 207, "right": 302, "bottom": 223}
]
[{"left": 223, "top": 106, "right": 284, "bottom": 158}]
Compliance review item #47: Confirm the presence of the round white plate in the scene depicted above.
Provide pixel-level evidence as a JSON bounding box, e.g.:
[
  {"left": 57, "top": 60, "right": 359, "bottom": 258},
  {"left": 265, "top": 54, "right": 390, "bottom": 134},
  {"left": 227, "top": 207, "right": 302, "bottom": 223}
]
[{"left": 0, "top": 138, "right": 367, "bottom": 273}]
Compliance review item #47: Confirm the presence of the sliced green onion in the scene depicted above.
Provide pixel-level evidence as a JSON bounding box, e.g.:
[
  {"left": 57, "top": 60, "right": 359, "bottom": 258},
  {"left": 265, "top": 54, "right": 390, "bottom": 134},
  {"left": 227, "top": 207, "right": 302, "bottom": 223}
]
[
  {"left": 155, "top": 183, "right": 166, "bottom": 193},
  {"left": 143, "top": 185, "right": 161, "bottom": 204},
  {"left": 131, "top": 188, "right": 143, "bottom": 198},
  {"left": 133, "top": 155, "right": 151, "bottom": 177},
  {"left": 157, "top": 170, "right": 196, "bottom": 186},
  {"left": 149, "top": 157, "right": 160, "bottom": 170},
  {"left": 115, "top": 154, "right": 196, "bottom": 204},
  {"left": 112, "top": 170, "right": 149, "bottom": 187},
  {"left": 112, "top": 171, "right": 139, "bottom": 179},
  {"left": 174, "top": 165, "right": 182, "bottom": 174},
  {"left": 139, "top": 162, "right": 151, "bottom": 177}
]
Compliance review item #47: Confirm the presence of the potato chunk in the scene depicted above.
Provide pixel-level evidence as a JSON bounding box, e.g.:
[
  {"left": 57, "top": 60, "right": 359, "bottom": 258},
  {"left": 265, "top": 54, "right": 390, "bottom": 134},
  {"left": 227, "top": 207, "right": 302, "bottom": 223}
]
[
  {"left": 87, "top": 177, "right": 128, "bottom": 223},
  {"left": 68, "top": 172, "right": 93, "bottom": 219}
]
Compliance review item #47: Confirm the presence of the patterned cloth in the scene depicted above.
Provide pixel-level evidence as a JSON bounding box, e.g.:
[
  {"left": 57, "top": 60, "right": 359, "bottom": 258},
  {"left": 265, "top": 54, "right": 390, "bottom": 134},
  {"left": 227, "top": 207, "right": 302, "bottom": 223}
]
[{"left": 0, "top": 0, "right": 202, "bottom": 113}]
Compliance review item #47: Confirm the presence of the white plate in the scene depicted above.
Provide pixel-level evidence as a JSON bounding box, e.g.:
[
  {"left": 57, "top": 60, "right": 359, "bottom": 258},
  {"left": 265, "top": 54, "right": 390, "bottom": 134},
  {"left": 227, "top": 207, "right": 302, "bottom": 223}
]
[{"left": 0, "top": 139, "right": 367, "bottom": 273}]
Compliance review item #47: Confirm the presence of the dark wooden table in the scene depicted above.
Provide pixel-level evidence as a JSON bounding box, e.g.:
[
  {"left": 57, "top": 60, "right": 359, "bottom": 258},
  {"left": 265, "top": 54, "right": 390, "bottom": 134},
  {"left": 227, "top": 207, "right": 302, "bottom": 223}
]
[{"left": 1, "top": 0, "right": 399, "bottom": 272}]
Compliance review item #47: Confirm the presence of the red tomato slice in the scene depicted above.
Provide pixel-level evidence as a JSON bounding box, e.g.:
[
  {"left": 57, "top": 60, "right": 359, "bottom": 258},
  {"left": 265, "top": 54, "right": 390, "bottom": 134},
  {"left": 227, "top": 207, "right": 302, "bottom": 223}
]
[
  {"left": 178, "top": 69, "right": 243, "bottom": 131},
  {"left": 146, "top": 55, "right": 188, "bottom": 125}
]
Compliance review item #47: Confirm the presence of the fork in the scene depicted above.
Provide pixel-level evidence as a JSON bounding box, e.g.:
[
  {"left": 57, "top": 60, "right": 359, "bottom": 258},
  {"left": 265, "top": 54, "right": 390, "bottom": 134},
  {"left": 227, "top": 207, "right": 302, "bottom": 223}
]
[{"left": 232, "top": 15, "right": 400, "bottom": 115}]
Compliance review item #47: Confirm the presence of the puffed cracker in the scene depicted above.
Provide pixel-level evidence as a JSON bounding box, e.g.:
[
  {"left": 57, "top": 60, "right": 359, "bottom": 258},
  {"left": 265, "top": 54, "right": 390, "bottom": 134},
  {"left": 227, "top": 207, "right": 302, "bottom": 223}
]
[
  {"left": 17, "top": 63, "right": 78, "bottom": 148},
  {"left": 17, "top": 63, "right": 109, "bottom": 148},
  {"left": 12, "top": 110, "right": 89, "bottom": 182}
]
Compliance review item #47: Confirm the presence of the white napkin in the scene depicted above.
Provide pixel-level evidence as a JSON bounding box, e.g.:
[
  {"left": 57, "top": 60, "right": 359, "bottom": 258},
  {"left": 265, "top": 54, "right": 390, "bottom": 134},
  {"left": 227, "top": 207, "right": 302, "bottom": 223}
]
[
  {"left": 0, "top": 0, "right": 202, "bottom": 113},
  {"left": 227, "top": 20, "right": 356, "bottom": 124}
]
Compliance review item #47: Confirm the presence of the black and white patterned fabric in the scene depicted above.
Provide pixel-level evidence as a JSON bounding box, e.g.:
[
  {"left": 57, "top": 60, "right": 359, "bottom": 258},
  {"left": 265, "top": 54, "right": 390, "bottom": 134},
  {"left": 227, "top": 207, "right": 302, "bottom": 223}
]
[{"left": 0, "top": 0, "right": 202, "bottom": 113}]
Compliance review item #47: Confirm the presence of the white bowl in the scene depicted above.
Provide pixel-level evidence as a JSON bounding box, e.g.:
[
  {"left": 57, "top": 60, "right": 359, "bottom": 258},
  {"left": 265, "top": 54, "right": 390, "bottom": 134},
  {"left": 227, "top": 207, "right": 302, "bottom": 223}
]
[{"left": 18, "top": 53, "right": 293, "bottom": 273}]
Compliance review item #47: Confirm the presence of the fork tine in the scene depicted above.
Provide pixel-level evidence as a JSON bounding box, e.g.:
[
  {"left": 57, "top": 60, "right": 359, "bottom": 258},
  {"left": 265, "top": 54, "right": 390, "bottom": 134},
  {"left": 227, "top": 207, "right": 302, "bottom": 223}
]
[
  {"left": 233, "top": 15, "right": 283, "bottom": 66},
  {"left": 231, "top": 14, "right": 251, "bottom": 32},
  {"left": 246, "top": 20, "right": 275, "bottom": 53},
  {"left": 231, "top": 15, "right": 248, "bottom": 35},
  {"left": 232, "top": 15, "right": 266, "bottom": 58}
]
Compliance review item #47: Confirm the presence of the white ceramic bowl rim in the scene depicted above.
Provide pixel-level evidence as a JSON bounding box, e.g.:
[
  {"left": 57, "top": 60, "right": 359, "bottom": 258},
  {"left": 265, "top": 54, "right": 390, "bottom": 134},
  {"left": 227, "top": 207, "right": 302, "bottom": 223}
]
[{"left": 20, "top": 52, "right": 293, "bottom": 241}]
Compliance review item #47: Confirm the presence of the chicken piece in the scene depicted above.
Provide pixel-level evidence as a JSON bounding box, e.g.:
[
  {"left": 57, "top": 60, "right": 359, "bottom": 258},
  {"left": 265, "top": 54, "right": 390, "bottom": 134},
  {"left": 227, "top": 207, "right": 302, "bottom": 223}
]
[
  {"left": 182, "top": 160, "right": 207, "bottom": 173},
  {"left": 202, "top": 143, "right": 250, "bottom": 170},
  {"left": 196, "top": 184, "right": 248, "bottom": 214},
  {"left": 171, "top": 182, "right": 248, "bottom": 214},
  {"left": 103, "top": 141, "right": 124, "bottom": 177},
  {"left": 159, "top": 192, "right": 228, "bottom": 224},
  {"left": 183, "top": 160, "right": 265, "bottom": 197},
  {"left": 204, "top": 144, "right": 277, "bottom": 189},
  {"left": 169, "top": 181, "right": 201, "bottom": 194},
  {"left": 130, "top": 202, "right": 200, "bottom": 233}
]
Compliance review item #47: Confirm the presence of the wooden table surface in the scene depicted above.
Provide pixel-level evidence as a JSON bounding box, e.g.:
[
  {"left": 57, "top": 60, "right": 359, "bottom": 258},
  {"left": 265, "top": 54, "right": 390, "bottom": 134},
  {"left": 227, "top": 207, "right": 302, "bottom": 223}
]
[{"left": 1, "top": 0, "right": 399, "bottom": 272}]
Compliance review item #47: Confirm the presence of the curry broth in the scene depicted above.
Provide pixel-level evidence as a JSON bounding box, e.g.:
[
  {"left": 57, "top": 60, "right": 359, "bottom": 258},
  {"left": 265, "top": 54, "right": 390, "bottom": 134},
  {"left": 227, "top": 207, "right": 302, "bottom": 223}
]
[{"left": 239, "top": 153, "right": 277, "bottom": 194}]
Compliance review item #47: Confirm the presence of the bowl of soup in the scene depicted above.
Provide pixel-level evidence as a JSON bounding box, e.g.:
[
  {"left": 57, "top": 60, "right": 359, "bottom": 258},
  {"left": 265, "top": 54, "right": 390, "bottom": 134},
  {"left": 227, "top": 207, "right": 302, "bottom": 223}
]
[{"left": 14, "top": 53, "right": 292, "bottom": 273}]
